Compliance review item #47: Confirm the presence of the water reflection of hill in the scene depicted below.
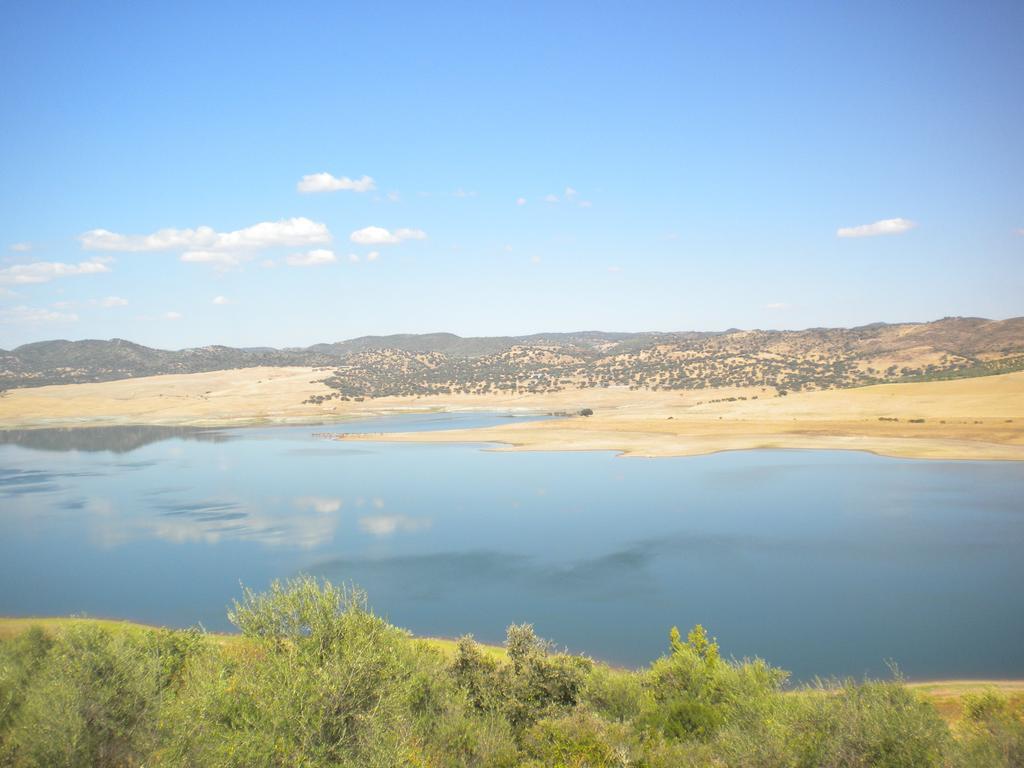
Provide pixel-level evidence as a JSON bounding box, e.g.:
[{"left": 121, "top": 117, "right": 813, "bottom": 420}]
[{"left": 0, "top": 426, "right": 232, "bottom": 453}]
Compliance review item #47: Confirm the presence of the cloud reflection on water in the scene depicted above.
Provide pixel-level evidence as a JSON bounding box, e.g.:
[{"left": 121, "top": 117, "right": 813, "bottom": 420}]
[
  {"left": 81, "top": 493, "right": 346, "bottom": 549},
  {"left": 0, "top": 467, "right": 103, "bottom": 497},
  {"left": 294, "top": 496, "right": 343, "bottom": 514},
  {"left": 358, "top": 514, "right": 433, "bottom": 536}
]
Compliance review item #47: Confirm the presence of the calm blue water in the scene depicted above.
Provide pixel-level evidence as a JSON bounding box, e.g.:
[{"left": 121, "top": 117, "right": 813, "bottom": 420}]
[{"left": 1, "top": 413, "right": 1022, "bottom": 681}]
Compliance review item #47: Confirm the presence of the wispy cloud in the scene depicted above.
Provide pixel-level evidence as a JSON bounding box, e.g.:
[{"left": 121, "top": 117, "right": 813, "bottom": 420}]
[
  {"left": 8, "top": 242, "right": 32, "bottom": 252},
  {"left": 453, "top": 188, "right": 478, "bottom": 198},
  {"left": 212, "top": 295, "right": 229, "bottom": 305},
  {"left": 516, "top": 197, "right": 527, "bottom": 206},
  {"left": 539, "top": 189, "right": 589, "bottom": 207},
  {"left": 0, "top": 259, "right": 111, "bottom": 285},
  {"left": 764, "top": 302, "right": 791, "bottom": 310},
  {"left": 53, "top": 296, "right": 128, "bottom": 310},
  {"left": 297, "top": 173, "right": 376, "bottom": 193},
  {"left": 0, "top": 305, "right": 79, "bottom": 324},
  {"left": 164, "top": 311, "right": 182, "bottom": 320},
  {"left": 285, "top": 249, "right": 337, "bottom": 267},
  {"left": 349, "top": 226, "right": 427, "bottom": 245},
  {"left": 836, "top": 218, "right": 916, "bottom": 238}
]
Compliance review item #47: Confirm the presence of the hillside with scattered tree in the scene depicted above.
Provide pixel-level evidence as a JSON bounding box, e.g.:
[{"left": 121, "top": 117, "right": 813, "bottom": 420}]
[{"left": 2, "top": 317, "right": 1023, "bottom": 398}]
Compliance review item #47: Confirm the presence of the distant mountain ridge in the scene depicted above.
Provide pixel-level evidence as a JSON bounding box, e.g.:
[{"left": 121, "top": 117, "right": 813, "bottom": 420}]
[{"left": 2, "top": 316, "right": 1023, "bottom": 394}]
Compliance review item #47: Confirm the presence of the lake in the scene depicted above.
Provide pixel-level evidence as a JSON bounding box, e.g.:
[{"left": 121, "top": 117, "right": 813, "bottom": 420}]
[{"left": 1, "top": 413, "right": 1022, "bottom": 681}]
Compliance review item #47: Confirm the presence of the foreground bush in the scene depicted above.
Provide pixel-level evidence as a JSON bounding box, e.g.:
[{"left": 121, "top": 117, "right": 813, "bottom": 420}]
[
  {"left": 0, "top": 577, "right": 1020, "bottom": 767},
  {"left": 1, "top": 624, "right": 163, "bottom": 767}
]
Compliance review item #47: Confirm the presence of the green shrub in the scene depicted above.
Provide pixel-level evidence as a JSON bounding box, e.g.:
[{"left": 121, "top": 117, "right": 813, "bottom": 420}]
[
  {"left": 642, "top": 625, "right": 786, "bottom": 743},
  {"left": 0, "top": 586, "right": 1005, "bottom": 768},
  {"left": 785, "top": 678, "right": 951, "bottom": 768},
  {"left": 0, "top": 626, "right": 52, "bottom": 738},
  {"left": 498, "top": 624, "right": 591, "bottom": 734},
  {"left": 163, "top": 576, "right": 418, "bottom": 767},
  {"left": 2, "top": 625, "right": 160, "bottom": 768},
  {"left": 580, "top": 665, "right": 650, "bottom": 723},
  {"left": 521, "top": 710, "right": 631, "bottom": 767},
  {"left": 953, "top": 690, "right": 1024, "bottom": 767},
  {"left": 449, "top": 635, "right": 504, "bottom": 713}
]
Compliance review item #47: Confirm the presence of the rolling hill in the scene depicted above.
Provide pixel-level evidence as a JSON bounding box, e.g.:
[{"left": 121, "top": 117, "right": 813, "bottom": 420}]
[{"left": 2, "top": 316, "right": 1022, "bottom": 397}]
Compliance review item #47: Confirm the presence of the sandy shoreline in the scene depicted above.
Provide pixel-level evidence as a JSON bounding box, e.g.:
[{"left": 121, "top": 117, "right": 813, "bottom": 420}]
[{"left": 1, "top": 367, "right": 1023, "bottom": 461}]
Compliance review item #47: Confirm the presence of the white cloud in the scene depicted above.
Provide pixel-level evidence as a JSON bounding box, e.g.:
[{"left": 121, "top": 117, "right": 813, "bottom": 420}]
[
  {"left": 165, "top": 311, "right": 182, "bottom": 320},
  {"left": 99, "top": 296, "right": 128, "bottom": 307},
  {"left": 358, "top": 514, "right": 432, "bottom": 536},
  {"left": 764, "top": 302, "right": 791, "bottom": 310},
  {"left": 564, "top": 186, "right": 577, "bottom": 200},
  {"left": 297, "top": 173, "right": 376, "bottom": 193},
  {"left": 348, "top": 253, "right": 360, "bottom": 263},
  {"left": 349, "top": 226, "right": 427, "bottom": 245},
  {"left": 836, "top": 218, "right": 917, "bottom": 238},
  {"left": 578, "top": 200, "right": 592, "bottom": 208},
  {"left": 0, "top": 259, "right": 111, "bottom": 285},
  {"left": 1016, "top": 228, "right": 1024, "bottom": 236},
  {"left": 82, "top": 226, "right": 214, "bottom": 252},
  {"left": 350, "top": 226, "right": 398, "bottom": 245},
  {"left": 0, "top": 305, "right": 79, "bottom": 324},
  {"left": 366, "top": 251, "right": 379, "bottom": 261},
  {"left": 8, "top": 242, "right": 31, "bottom": 252},
  {"left": 453, "top": 188, "right": 477, "bottom": 198},
  {"left": 210, "top": 218, "right": 330, "bottom": 250},
  {"left": 607, "top": 266, "right": 622, "bottom": 273},
  {"left": 386, "top": 191, "right": 401, "bottom": 203},
  {"left": 286, "top": 248, "right": 337, "bottom": 267},
  {"left": 212, "top": 295, "right": 229, "bottom": 305},
  {"left": 543, "top": 194, "right": 559, "bottom": 203},
  {"left": 80, "top": 217, "right": 331, "bottom": 267},
  {"left": 531, "top": 255, "right": 542, "bottom": 264},
  {"left": 516, "top": 197, "right": 527, "bottom": 206}
]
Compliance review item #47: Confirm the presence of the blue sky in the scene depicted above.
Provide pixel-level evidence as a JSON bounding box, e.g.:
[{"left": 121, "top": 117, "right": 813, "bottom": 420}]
[{"left": 1, "top": 1, "right": 1022, "bottom": 349}]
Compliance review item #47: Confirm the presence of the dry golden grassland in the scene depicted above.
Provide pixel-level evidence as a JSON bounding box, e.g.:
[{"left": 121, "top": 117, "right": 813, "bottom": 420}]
[{"left": 1, "top": 367, "right": 1022, "bottom": 460}]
